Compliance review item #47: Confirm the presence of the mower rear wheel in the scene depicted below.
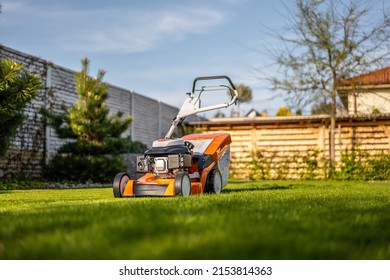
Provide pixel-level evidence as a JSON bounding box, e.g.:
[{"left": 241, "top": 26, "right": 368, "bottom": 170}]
[
  {"left": 174, "top": 172, "right": 191, "bottom": 197},
  {"left": 207, "top": 169, "right": 222, "bottom": 194},
  {"left": 113, "top": 172, "right": 130, "bottom": 198}
]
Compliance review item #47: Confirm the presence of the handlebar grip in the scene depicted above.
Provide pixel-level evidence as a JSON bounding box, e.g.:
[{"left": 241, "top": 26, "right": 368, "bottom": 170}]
[{"left": 191, "top": 75, "right": 237, "bottom": 93}]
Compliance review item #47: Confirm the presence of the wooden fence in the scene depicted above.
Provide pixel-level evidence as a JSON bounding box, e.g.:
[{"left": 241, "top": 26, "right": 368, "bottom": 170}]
[{"left": 188, "top": 114, "right": 390, "bottom": 179}]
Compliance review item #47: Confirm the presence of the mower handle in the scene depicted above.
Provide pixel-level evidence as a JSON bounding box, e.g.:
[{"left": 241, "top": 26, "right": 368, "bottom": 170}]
[
  {"left": 191, "top": 75, "right": 237, "bottom": 94},
  {"left": 165, "top": 75, "right": 238, "bottom": 139},
  {"left": 189, "top": 75, "right": 238, "bottom": 115}
]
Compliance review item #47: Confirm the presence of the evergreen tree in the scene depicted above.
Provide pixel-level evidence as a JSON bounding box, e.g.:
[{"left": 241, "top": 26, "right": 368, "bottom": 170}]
[
  {"left": 43, "top": 57, "right": 135, "bottom": 182},
  {"left": 0, "top": 58, "right": 42, "bottom": 157}
]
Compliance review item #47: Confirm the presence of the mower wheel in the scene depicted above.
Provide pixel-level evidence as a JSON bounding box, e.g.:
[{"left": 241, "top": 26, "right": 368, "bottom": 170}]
[
  {"left": 174, "top": 172, "right": 191, "bottom": 197},
  {"left": 207, "top": 169, "right": 222, "bottom": 194},
  {"left": 113, "top": 172, "right": 130, "bottom": 198}
]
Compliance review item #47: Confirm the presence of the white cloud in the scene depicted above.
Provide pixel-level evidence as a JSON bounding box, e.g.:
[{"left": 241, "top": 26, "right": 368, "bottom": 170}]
[
  {"left": 62, "top": 7, "right": 226, "bottom": 53},
  {"left": 1, "top": 1, "right": 227, "bottom": 53},
  {"left": 1, "top": 1, "right": 91, "bottom": 25},
  {"left": 0, "top": 1, "right": 227, "bottom": 53},
  {"left": 156, "top": 8, "right": 225, "bottom": 34}
]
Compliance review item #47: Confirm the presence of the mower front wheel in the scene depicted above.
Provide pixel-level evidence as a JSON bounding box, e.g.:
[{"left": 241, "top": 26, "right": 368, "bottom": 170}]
[
  {"left": 174, "top": 172, "right": 191, "bottom": 197},
  {"left": 207, "top": 169, "right": 222, "bottom": 194},
  {"left": 113, "top": 172, "right": 130, "bottom": 198}
]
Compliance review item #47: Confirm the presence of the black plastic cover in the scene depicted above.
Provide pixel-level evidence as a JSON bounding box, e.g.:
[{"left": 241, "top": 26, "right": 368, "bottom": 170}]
[
  {"left": 133, "top": 184, "right": 168, "bottom": 196},
  {"left": 144, "top": 145, "right": 190, "bottom": 156},
  {"left": 193, "top": 154, "right": 213, "bottom": 170}
]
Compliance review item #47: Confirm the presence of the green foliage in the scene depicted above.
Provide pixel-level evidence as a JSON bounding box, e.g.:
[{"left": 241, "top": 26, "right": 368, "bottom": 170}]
[
  {"left": 42, "top": 57, "right": 132, "bottom": 152},
  {"left": 275, "top": 106, "right": 292, "bottom": 116},
  {"left": 126, "top": 139, "right": 147, "bottom": 153},
  {"left": 1, "top": 181, "right": 389, "bottom": 259},
  {"left": 246, "top": 149, "right": 323, "bottom": 180},
  {"left": 240, "top": 146, "right": 390, "bottom": 181},
  {"left": 248, "top": 150, "right": 270, "bottom": 180},
  {"left": 234, "top": 83, "right": 253, "bottom": 104},
  {"left": 69, "top": 59, "right": 131, "bottom": 144},
  {"left": 0, "top": 58, "right": 42, "bottom": 157},
  {"left": 365, "top": 154, "right": 390, "bottom": 180},
  {"left": 44, "top": 154, "right": 125, "bottom": 183},
  {"left": 301, "top": 150, "right": 321, "bottom": 179},
  {"left": 334, "top": 148, "right": 390, "bottom": 180},
  {"left": 0, "top": 179, "right": 28, "bottom": 191},
  {"left": 335, "top": 148, "right": 365, "bottom": 180},
  {"left": 0, "top": 177, "right": 47, "bottom": 190},
  {"left": 311, "top": 100, "right": 332, "bottom": 115},
  {"left": 42, "top": 57, "right": 132, "bottom": 182},
  {"left": 295, "top": 108, "right": 302, "bottom": 116},
  {"left": 229, "top": 83, "right": 253, "bottom": 117}
]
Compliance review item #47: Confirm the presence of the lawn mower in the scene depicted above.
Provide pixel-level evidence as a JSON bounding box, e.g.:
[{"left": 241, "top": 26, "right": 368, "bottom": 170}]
[{"left": 113, "top": 75, "right": 238, "bottom": 197}]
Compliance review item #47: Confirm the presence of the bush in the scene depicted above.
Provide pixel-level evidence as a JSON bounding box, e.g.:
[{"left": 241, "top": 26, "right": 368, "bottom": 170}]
[
  {"left": 126, "top": 140, "right": 147, "bottom": 153},
  {"left": 0, "top": 172, "right": 48, "bottom": 190},
  {"left": 44, "top": 154, "right": 125, "bottom": 183}
]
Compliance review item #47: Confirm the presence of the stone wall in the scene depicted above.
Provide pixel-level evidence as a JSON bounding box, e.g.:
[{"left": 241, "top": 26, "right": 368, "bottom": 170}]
[{"left": 0, "top": 45, "right": 179, "bottom": 178}]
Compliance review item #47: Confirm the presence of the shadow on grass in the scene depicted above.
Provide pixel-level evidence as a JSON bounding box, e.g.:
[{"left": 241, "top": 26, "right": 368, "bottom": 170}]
[{"left": 223, "top": 185, "right": 292, "bottom": 194}]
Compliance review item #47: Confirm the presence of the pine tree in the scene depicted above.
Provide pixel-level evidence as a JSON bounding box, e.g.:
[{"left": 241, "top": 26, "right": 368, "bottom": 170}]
[
  {"left": 43, "top": 57, "right": 135, "bottom": 182},
  {"left": 0, "top": 58, "right": 42, "bottom": 157}
]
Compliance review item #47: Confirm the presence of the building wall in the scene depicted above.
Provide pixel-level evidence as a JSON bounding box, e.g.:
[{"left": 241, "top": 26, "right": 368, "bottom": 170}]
[
  {"left": 191, "top": 116, "right": 390, "bottom": 179},
  {"left": 0, "top": 45, "right": 178, "bottom": 178},
  {"left": 348, "top": 89, "right": 390, "bottom": 114}
]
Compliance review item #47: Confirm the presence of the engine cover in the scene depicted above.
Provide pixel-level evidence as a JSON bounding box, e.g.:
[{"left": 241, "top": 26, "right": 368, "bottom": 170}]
[{"left": 136, "top": 138, "right": 194, "bottom": 178}]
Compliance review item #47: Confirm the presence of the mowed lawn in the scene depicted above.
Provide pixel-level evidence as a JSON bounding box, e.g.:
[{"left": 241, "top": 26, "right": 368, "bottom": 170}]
[{"left": 0, "top": 180, "right": 389, "bottom": 260}]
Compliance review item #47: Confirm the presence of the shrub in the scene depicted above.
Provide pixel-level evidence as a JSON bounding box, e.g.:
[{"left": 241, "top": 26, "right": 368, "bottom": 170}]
[
  {"left": 0, "top": 59, "right": 41, "bottom": 157},
  {"left": 42, "top": 58, "right": 132, "bottom": 183},
  {"left": 44, "top": 154, "right": 125, "bottom": 183}
]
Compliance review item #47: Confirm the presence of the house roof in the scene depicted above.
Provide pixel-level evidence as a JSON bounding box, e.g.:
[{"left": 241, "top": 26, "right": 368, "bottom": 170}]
[
  {"left": 245, "top": 108, "right": 261, "bottom": 117},
  {"left": 338, "top": 66, "right": 390, "bottom": 87},
  {"left": 336, "top": 66, "right": 390, "bottom": 110}
]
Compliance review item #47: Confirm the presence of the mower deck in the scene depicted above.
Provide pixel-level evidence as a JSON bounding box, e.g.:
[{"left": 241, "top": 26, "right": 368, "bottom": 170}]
[{"left": 113, "top": 133, "right": 231, "bottom": 197}]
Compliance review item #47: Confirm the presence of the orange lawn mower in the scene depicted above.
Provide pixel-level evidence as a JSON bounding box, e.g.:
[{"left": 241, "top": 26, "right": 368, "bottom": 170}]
[{"left": 113, "top": 75, "right": 238, "bottom": 197}]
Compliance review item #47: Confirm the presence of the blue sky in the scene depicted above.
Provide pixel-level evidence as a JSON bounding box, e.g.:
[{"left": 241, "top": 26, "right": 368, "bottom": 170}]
[{"left": 1, "top": 0, "right": 294, "bottom": 116}]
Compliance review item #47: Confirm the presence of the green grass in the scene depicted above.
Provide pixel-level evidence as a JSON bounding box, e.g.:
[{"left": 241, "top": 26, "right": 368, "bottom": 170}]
[{"left": 0, "top": 180, "right": 389, "bottom": 260}]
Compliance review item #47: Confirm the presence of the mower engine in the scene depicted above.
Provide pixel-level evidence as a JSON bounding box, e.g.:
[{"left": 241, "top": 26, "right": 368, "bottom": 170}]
[{"left": 136, "top": 139, "right": 193, "bottom": 179}]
